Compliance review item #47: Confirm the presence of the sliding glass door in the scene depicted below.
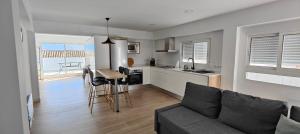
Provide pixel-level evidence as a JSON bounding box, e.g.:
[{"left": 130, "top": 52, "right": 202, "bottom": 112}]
[{"left": 39, "top": 43, "right": 95, "bottom": 79}]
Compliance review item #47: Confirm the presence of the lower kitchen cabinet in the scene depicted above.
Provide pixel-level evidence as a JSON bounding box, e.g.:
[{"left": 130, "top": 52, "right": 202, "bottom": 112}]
[
  {"left": 150, "top": 67, "right": 220, "bottom": 97},
  {"left": 142, "top": 66, "right": 151, "bottom": 84}
]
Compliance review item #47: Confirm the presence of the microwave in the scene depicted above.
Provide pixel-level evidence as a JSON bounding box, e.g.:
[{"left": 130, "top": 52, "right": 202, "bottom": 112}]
[{"left": 128, "top": 42, "right": 140, "bottom": 54}]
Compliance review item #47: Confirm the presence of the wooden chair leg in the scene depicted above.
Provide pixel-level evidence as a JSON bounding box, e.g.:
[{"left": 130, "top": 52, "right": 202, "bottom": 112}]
[
  {"left": 106, "top": 84, "right": 113, "bottom": 111},
  {"left": 125, "top": 85, "right": 132, "bottom": 107}
]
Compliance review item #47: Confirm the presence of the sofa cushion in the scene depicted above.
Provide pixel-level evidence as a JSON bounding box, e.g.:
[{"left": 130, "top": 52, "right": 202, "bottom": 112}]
[
  {"left": 158, "top": 106, "right": 245, "bottom": 134},
  {"left": 219, "top": 90, "right": 288, "bottom": 134},
  {"left": 184, "top": 120, "right": 245, "bottom": 134},
  {"left": 181, "top": 82, "right": 222, "bottom": 118},
  {"left": 290, "top": 106, "right": 300, "bottom": 122},
  {"left": 275, "top": 115, "right": 300, "bottom": 134}
]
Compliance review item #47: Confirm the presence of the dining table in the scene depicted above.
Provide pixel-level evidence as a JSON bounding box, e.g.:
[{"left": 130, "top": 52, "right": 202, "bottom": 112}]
[{"left": 96, "top": 69, "right": 127, "bottom": 112}]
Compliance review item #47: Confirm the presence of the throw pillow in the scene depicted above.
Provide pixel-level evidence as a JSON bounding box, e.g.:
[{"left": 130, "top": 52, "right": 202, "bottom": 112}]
[
  {"left": 219, "top": 90, "right": 288, "bottom": 134},
  {"left": 290, "top": 106, "right": 300, "bottom": 122},
  {"left": 275, "top": 115, "right": 300, "bottom": 134},
  {"left": 181, "top": 82, "right": 222, "bottom": 119}
]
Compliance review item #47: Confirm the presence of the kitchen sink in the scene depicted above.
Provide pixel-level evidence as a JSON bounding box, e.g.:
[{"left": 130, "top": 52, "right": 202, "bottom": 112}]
[
  {"left": 194, "top": 70, "right": 214, "bottom": 74},
  {"left": 182, "top": 69, "right": 214, "bottom": 74}
]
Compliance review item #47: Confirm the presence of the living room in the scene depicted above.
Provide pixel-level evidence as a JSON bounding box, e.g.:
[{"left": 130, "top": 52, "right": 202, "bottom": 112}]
[{"left": 0, "top": 0, "right": 300, "bottom": 134}]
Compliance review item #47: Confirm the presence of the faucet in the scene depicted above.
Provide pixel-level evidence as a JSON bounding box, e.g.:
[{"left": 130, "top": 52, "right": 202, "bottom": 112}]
[{"left": 188, "top": 58, "right": 195, "bottom": 70}]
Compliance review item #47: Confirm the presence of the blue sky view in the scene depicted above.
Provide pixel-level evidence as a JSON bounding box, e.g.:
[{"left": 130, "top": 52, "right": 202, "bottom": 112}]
[
  {"left": 41, "top": 43, "right": 95, "bottom": 73},
  {"left": 42, "top": 43, "right": 95, "bottom": 52}
]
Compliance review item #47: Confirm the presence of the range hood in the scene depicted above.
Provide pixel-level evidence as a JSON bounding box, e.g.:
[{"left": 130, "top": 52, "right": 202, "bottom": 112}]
[{"left": 156, "top": 37, "right": 178, "bottom": 52}]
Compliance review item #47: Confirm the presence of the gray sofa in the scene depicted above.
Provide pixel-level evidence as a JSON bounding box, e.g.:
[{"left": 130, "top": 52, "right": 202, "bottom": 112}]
[{"left": 155, "top": 82, "right": 289, "bottom": 134}]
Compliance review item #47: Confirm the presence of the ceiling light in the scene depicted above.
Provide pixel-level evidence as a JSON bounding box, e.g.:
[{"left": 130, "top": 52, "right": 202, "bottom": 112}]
[{"left": 102, "top": 17, "right": 115, "bottom": 44}]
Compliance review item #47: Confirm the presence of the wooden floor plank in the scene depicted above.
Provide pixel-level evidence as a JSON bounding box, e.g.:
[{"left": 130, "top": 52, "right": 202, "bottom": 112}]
[{"left": 31, "top": 77, "right": 179, "bottom": 134}]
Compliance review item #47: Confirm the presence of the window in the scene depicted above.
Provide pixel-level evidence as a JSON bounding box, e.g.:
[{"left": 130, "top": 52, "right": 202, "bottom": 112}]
[
  {"left": 182, "top": 42, "right": 193, "bottom": 62},
  {"left": 246, "top": 33, "right": 300, "bottom": 87},
  {"left": 282, "top": 34, "right": 300, "bottom": 69},
  {"left": 182, "top": 40, "right": 209, "bottom": 64},
  {"left": 249, "top": 34, "right": 279, "bottom": 67},
  {"left": 194, "top": 42, "right": 208, "bottom": 64}
]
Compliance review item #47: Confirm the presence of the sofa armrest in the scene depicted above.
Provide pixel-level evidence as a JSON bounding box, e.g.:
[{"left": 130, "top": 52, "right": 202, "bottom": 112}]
[{"left": 154, "top": 103, "right": 181, "bottom": 132}]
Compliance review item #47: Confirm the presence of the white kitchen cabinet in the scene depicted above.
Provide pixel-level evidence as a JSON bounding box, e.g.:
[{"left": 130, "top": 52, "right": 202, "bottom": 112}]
[
  {"left": 142, "top": 66, "right": 151, "bottom": 84},
  {"left": 150, "top": 67, "right": 211, "bottom": 97}
]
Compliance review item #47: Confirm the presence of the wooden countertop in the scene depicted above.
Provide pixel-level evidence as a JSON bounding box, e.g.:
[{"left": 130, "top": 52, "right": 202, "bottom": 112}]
[{"left": 96, "top": 69, "right": 126, "bottom": 79}]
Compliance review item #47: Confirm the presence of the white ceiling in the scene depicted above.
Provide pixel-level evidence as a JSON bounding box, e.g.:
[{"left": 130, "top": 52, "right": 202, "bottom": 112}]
[{"left": 29, "top": 0, "right": 278, "bottom": 31}]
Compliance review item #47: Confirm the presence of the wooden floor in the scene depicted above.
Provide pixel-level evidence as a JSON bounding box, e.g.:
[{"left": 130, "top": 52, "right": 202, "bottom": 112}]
[{"left": 31, "top": 77, "right": 179, "bottom": 134}]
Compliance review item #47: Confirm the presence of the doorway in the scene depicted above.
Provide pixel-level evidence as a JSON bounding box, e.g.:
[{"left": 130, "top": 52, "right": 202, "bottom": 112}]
[{"left": 35, "top": 34, "right": 95, "bottom": 80}]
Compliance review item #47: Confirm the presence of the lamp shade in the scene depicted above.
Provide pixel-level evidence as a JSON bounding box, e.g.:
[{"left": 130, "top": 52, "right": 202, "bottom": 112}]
[
  {"left": 102, "top": 37, "right": 115, "bottom": 44},
  {"left": 102, "top": 17, "right": 115, "bottom": 44}
]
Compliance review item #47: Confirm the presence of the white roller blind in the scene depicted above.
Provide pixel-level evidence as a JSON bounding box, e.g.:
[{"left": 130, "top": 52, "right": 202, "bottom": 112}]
[
  {"left": 282, "top": 34, "right": 300, "bottom": 69},
  {"left": 194, "top": 42, "right": 208, "bottom": 64},
  {"left": 182, "top": 42, "right": 193, "bottom": 62},
  {"left": 249, "top": 35, "right": 279, "bottom": 67}
]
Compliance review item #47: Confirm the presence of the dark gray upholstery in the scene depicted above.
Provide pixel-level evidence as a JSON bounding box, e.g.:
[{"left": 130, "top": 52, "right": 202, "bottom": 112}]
[
  {"left": 154, "top": 82, "right": 289, "bottom": 134},
  {"left": 219, "top": 90, "right": 288, "bottom": 134},
  {"left": 158, "top": 106, "right": 245, "bottom": 134},
  {"left": 181, "top": 82, "right": 221, "bottom": 118},
  {"left": 290, "top": 106, "right": 300, "bottom": 122},
  {"left": 154, "top": 103, "right": 181, "bottom": 132}
]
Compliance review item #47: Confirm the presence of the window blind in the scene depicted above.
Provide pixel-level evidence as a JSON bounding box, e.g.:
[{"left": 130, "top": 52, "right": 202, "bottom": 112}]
[
  {"left": 194, "top": 42, "right": 208, "bottom": 64},
  {"left": 182, "top": 42, "right": 193, "bottom": 62},
  {"left": 249, "top": 35, "right": 279, "bottom": 67},
  {"left": 282, "top": 34, "right": 300, "bottom": 69}
]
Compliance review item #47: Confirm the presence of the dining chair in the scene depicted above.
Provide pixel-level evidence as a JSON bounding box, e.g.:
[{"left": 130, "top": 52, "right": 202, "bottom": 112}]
[
  {"left": 88, "top": 70, "right": 109, "bottom": 114},
  {"left": 107, "top": 67, "right": 132, "bottom": 107},
  {"left": 117, "top": 68, "right": 132, "bottom": 106},
  {"left": 103, "top": 66, "right": 124, "bottom": 108}
]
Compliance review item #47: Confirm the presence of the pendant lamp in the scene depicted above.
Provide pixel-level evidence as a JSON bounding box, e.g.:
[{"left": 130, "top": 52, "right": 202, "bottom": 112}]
[{"left": 102, "top": 18, "right": 115, "bottom": 44}]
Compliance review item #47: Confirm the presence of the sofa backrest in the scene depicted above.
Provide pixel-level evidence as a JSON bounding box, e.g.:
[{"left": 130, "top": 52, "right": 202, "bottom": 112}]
[
  {"left": 219, "top": 90, "right": 288, "bottom": 134},
  {"left": 181, "top": 82, "right": 222, "bottom": 119},
  {"left": 291, "top": 106, "right": 300, "bottom": 122}
]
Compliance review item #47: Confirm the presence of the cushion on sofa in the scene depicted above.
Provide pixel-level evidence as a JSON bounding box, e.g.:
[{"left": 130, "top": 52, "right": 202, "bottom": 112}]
[
  {"left": 219, "top": 90, "right": 288, "bottom": 134},
  {"left": 158, "top": 106, "right": 245, "bottom": 134},
  {"left": 275, "top": 115, "right": 300, "bottom": 134},
  {"left": 290, "top": 106, "right": 300, "bottom": 122},
  {"left": 181, "top": 82, "right": 222, "bottom": 118}
]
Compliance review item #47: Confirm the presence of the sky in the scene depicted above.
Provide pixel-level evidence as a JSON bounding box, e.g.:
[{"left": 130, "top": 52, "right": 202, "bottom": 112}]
[{"left": 42, "top": 43, "right": 95, "bottom": 52}]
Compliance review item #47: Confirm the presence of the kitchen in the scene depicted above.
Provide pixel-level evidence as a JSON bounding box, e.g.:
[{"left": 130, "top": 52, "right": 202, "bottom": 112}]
[{"left": 95, "top": 30, "right": 223, "bottom": 98}]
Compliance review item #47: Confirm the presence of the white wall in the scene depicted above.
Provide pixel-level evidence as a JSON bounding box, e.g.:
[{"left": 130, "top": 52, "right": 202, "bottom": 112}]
[
  {"left": 27, "top": 31, "right": 40, "bottom": 102},
  {"left": 153, "top": 44, "right": 179, "bottom": 66},
  {"left": 0, "top": 0, "right": 30, "bottom": 133},
  {"left": 34, "top": 20, "right": 154, "bottom": 40},
  {"left": 19, "top": 23, "right": 33, "bottom": 96},
  {"left": 95, "top": 36, "right": 155, "bottom": 68},
  {"left": 176, "top": 30, "right": 223, "bottom": 72},
  {"left": 128, "top": 39, "right": 154, "bottom": 66},
  {"left": 154, "top": 0, "right": 300, "bottom": 90},
  {"left": 153, "top": 30, "right": 223, "bottom": 69},
  {"left": 94, "top": 36, "right": 110, "bottom": 69},
  {"left": 235, "top": 19, "right": 300, "bottom": 106},
  {"left": 35, "top": 33, "right": 93, "bottom": 46}
]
